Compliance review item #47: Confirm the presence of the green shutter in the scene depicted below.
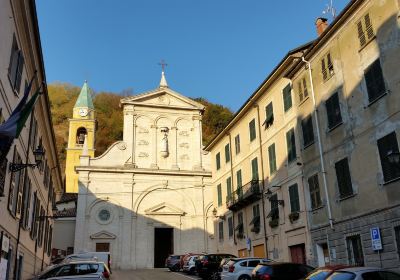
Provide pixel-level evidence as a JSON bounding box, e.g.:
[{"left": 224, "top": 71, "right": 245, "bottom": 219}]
[
  {"left": 216, "top": 153, "right": 221, "bottom": 170},
  {"left": 217, "top": 184, "right": 222, "bottom": 206},
  {"left": 283, "top": 84, "right": 292, "bottom": 112},
  {"left": 286, "top": 129, "right": 297, "bottom": 162},
  {"left": 225, "top": 144, "right": 230, "bottom": 162},
  {"left": 335, "top": 158, "right": 353, "bottom": 198},
  {"left": 249, "top": 119, "right": 256, "bottom": 141},
  {"left": 289, "top": 184, "right": 300, "bottom": 213},
  {"left": 226, "top": 177, "right": 232, "bottom": 200},
  {"left": 268, "top": 143, "right": 277, "bottom": 174},
  {"left": 251, "top": 158, "right": 259, "bottom": 180}
]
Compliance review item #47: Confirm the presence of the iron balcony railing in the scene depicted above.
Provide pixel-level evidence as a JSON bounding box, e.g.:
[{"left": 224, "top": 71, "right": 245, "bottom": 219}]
[{"left": 226, "top": 180, "right": 262, "bottom": 211}]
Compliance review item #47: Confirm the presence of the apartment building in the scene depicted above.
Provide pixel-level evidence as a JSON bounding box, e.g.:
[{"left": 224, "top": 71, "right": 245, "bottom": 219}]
[
  {"left": 206, "top": 0, "right": 400, "bottom": 270},
  {"left": 205, "top": 43, "right": 313, "bottom": 261},
  {"left": 0, "top": 0, "right": 63, "bottom": 279},
  {"left": 286, "top": 0, "right": 400, "bottom": 270}
]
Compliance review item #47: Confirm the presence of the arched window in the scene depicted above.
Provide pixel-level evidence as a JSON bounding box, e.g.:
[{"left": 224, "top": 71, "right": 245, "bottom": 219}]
[{"left": 76, "top": 127, "right": 87, "bottom": 144}]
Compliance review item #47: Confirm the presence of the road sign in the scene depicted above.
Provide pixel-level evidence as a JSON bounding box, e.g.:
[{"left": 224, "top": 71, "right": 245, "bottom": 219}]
[{"left": 370, "top": 227, "right": 382, "bottom": 251}]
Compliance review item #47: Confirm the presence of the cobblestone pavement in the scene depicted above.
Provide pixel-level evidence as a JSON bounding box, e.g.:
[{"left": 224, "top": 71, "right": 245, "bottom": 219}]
[{"left": 111, "top": 269, "right": 201, "bottom": 280}]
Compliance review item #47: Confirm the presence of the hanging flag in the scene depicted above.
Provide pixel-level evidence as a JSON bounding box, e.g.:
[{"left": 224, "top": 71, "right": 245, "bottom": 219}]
[{"left": 0, "top": 74, "right": 41, "bottom": 161}]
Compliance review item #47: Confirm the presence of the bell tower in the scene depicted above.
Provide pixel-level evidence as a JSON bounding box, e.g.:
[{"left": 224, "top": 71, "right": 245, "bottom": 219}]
[{"left": 65, "top": 81, "right": 96, "bottom": 193}]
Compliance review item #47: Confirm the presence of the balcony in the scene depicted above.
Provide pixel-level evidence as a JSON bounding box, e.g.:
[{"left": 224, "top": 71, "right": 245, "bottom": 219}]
[{"left": 226, "top": 180, "right": 262, "bottom": 211}]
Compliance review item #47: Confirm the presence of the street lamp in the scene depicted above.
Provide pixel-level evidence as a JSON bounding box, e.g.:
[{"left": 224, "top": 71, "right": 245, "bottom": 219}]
[
  {"left": 387, "top": 150, "right": 400, "bottom": 164},
  {"left": 9, "top": 145, "right": 45, "bottom": 172}
]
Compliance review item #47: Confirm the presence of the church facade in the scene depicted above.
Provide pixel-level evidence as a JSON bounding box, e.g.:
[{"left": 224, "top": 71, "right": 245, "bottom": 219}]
[{"left": 73, "top": 74, "right": 215, "bottom": 269}]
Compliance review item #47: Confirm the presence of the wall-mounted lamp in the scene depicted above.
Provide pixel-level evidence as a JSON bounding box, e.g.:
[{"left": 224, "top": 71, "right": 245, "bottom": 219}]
[
  {"left": 9, "top": 145, "right": 45, "bottom": 172},
  {"left": 212, "top": 208, "right": 225, "bottom": 220}
]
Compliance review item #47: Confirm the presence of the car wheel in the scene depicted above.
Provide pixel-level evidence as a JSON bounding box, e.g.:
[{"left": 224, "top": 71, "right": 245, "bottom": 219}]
[{"left": 238, "top": 275, "right": 251, "bottom": 280}]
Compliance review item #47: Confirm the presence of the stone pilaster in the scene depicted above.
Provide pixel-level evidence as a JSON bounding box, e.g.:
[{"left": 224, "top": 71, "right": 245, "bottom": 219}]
[
  {"left": 150, "top": 125, "right": 158, "bottom": 169},
  {"left": 171, "top": 126, "right": 179, "bottom": 170}
]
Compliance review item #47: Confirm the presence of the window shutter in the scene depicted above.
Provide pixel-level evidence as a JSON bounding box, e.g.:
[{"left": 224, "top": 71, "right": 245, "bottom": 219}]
[
  {"left": 321, "top": 57, "right": 327, "bottom": 80},
  {"left": 308, "top": 175, "right": 322, "bottom": 209},
  {"left": 335, "top": 158, "right": 353, "bottom": 198},
  {"left": 357, "top": 21, "right": 366, "bottom": 47},
  {"left": 364, "top": 13, "right": 374, "bottom": 39},
  {"left": 378, "top": 132, "right": 400, "bottom": 182},
  {"left": 249, "top": 119, "right": 256, "bottom": 141},
  {"left": 298, "top": 82, "right": 303, "bottom": 102},
  {"left": 326, "top": 93, "right": 342, "bottom": 129},
  {"left": 286, "top": 129, "right": 297, "bottom": 162},
  {"left": 365, "top": 59, "right": 386, "bottom": 102},
  {"left": 226, "top": 177, "right": 232, "bottom": 200},
  {"left": 216, "top": 153, "right": 221, "bottom": 170},
  {"left": 302, "top": 116, "right": 314, "bottom": 147},
  {"left": 268, "top": 144, "right": 276, "bottom": 174},
  {"left": 252, "top": 158, "right": 259, "bottom": 180},
  {"left": 289, "top": 184, "right": 300, "bottom": 213},
  {"left": 225, "top": 144, "right": 230, "bottom": 162},
  {"left": 8, "top": 38, "right": 19, "bottom": 89},
  {"left": 15, "top": 52, "right": 24, "bottom": 93},
  {"left": 265, "top": 103, "right": 274, "bottom": 128},
  {"left": 236, "top": 170, "right": 242, "bottom": 188},
  {"left": 235, "top": 135, "right": 240, "bottom": 154},
  {"left": 283, "top": 84, "right": 292, "bottom": 112},
  {"left": 217, "top": 184, "right": 222, "bottom": 206},
  {"left": 303, "top": 78, "right": 308, "bottom": 98}
]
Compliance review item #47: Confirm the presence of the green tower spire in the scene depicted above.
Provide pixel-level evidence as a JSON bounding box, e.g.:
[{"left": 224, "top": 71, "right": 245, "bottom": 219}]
[{"left": 74, "top": 80, "right": 94, "bottom": 109}]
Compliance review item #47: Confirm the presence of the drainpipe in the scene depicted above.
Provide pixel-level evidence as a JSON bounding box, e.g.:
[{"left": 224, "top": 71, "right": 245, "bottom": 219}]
[
  {"left": 301, "top": 57, "right": 334, "bottom": 229},
  {"left": 227, "top": 133, "right": 237, "bottom": 245},
  {"left": 255, "top": 104, "right": 269, "bottom": 257}
]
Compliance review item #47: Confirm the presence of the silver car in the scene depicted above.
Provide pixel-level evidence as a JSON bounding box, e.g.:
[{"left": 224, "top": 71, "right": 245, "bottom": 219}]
[
  {"left": 36, "top": 261, "right": 111, "bottom": 280},
  {"left": 328, "top": 267, "right": 400, "bottom": 280}
]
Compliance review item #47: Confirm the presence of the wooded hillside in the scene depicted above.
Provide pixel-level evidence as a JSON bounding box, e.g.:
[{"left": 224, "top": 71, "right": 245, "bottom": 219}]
[{"left": 48, "top": 83, "right": 233, "bottom": 171}]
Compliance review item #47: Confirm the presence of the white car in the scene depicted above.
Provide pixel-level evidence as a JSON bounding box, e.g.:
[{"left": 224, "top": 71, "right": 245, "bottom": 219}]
[
  {"left": 221, "top": 257, "right": 270, "bottom": 280},
  {"left": 327, "top": 267, "right": 400, "bottom": 280},
  {"left": 182, "top": 255, "right": 199, "bottom": 274}
]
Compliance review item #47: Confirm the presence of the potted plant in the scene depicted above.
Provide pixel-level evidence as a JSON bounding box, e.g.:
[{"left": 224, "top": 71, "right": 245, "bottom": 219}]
[{"left": 269, "top": 219, "right": 279, "bottom": 228}]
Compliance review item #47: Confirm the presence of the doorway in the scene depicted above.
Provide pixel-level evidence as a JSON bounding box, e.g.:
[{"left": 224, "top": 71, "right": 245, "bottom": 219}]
[
  {"left": 154, "top": 228, "right": 173, "bottom": 268},
  {"left": 96, "top": 243, "right": 110, "bottom": 252},
  {"left": 289, "top": 244, "right": 306, "bottom": 264}
]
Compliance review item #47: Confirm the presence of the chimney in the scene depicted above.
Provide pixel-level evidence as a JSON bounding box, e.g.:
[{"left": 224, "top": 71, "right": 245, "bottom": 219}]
[{"left": 315, "top": 17, "right": 328, "bottom": 36}]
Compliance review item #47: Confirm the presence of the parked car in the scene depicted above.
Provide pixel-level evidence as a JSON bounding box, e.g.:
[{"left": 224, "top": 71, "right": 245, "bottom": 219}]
[
  {"left": 195, "top": 254, "right": 237, "bottom": 279},
  {"left": 47, "top": 275, "right": 105, "bottom": 280},
  {"left": 165, "top": 254, "right": 183, "bottom": 271},
  {"left": 327, "top": 267, "right": 400, "bottom": 280},
  {"left": 183, "top": 255, "right": 200, "bottom": 274},
  {"left": 36, "top": 261, "right": 111, "bottom": 280},
  {"left": 221, "top": 258, "right": 271, "bottom": 280},
  {"left": 62, "top": 252, "right": 111, "bottom": 272},
  {"left": 305, "top": 265, "right": 353, "bottom": 280},
  {"left": 251, "top": 262, "right": 314, "bottom": 280}
]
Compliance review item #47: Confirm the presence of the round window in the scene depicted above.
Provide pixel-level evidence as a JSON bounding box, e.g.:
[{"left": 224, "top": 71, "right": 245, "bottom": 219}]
[{"left": 98, "top": 209, "right": 111, "bottom": 221}]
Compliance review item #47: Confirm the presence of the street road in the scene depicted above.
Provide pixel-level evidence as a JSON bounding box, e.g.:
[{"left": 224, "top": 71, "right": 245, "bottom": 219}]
[{"left": 112, "top": 269, "right": 201, "bottom": 280}]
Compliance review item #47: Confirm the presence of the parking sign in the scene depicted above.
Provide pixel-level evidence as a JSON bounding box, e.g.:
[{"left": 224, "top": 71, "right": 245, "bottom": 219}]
[{"left": 370, "top": 227, "right": 382, "bottom": 251}]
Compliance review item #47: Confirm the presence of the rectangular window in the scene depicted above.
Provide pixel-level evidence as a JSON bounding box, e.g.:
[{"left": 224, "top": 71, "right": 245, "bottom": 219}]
[
  {"left": 335, "top": 158, "right": 353, "bottom": 198},
  {"left": 30, "top": 192, "right": 37, "bottom": 239},
  {"left": 218, "top": 221, "right": 224, "bottom": 241},
  {"left": 264, "top": 102, "right": 274, "bottom": 128},
  {"left": 251, "top": 157, "right": 259, "bottom": 181},
  {"left": 301, "top": 116, "right": 314, "bottom": 147},
  {"left": 217, "top": 184, "right": 222, "bottom": 207},
  {"left": 8, "top": 36, "right": 24, "bottom": 93},
  {"left": 365, "top": 59, "right": 386, "bottom": 103},
  {"left": 321, "top": 52, "right": 334, "bottom": 81},
  {"left": 357, "top": 13, "right": 374, "bottom": 48},
  {"left": 47, "top": 226, "right": 53, "bottom": 256},
  {"left": 249, "top": 119, "right": 256, "bottom": 141},
  {"left": 346, "top": 235, "right": 364, "bottom": 266},
  {"left": 29, "top": 115, "right": 38, "bottom": 151},
  {"left": 22, "top": 178, "right": 32, "bottom": 229},
  {"left": 226, "top": 177, "right": 232, "bottom": 201},
  {"left": 8, "top": 147, "right": 24, "bottom": 216},
  {"left": 298, "top": 78, "right": 309, "bottom": 103},
  {"left": 326, "top": 92, "right": 342, "bottom": 130},
  {"left": 237, "top": 212, "right": 244, "bottom": 236},
  {"left": 268, "top": 194, "right": 279, "bottom": 220},
  {"left": 234, "top": 134, "right": 240, "bottom": 154},
  {"left": 289, "top": 184, "right": 300, "bottom": 213},
  {"left": 283, "top": 83, "right": 292, "bottom": 112},
  {"left": 308, "top": 174, "right": 322, "bottom": 209},
  {"left": 286, "top": 128, "right": 297, "bottom": 163},
  {"left": 0, "top": 155, "right": 7, "bottom": 197},
  {"left": 228, "top": 217, "right": 233, "bottom": 238},
  {"left": 250, "top": 204, "right": 261, "bottom": 232},
  {"left": 236, "top": 169, "right": 243, "bottom": 197},
  {"left": 38, "top": 206, "right": 45, "bottom": 247},
  {"left": 377, "top": 132, "right": 400, "bottom": 182},
  {"left": 268, "top": 143, "right": 277, "bottom": 174},
  {"left": 216, "top": 152, "right": 221, "bottom": 170},
  {"left": 225, "top": 143, "right": 230, "bottom": 163}
]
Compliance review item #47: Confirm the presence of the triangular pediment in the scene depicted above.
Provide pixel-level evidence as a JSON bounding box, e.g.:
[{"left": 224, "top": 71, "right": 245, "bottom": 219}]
[
  {"left": 144, "top": 202, "right": 185, "bottom": 216},
  {"left": 90, "top": 231, "right": 116, "bottom": 239},
  {"left": 121, "top": 88, "right": 204, "bottom": 110}
]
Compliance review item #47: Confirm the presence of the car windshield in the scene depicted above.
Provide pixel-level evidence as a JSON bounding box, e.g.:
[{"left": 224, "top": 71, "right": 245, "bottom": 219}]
[{"left": 327, "top": 272, "right": 356, "bottom": 280}]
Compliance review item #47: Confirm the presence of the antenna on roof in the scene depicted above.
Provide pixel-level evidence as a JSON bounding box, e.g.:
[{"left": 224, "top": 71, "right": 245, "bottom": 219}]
[{"left": 322, "top": 0, "right": 336, "bottom": 19}]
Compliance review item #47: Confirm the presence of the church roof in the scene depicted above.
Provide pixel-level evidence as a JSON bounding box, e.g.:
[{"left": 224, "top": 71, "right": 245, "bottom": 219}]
[{"left": 74, "top": 81, "right": 94, "bottom": 109}]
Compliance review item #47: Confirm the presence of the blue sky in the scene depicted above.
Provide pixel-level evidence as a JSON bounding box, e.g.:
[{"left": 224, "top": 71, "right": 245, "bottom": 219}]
[{"left": 36, "top": 0, "right": 348, "bottom": 112}]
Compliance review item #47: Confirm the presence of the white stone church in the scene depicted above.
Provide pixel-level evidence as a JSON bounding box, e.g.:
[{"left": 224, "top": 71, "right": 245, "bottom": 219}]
[{"left": 73, "top": 73, "right": 215, "bottom": 269}]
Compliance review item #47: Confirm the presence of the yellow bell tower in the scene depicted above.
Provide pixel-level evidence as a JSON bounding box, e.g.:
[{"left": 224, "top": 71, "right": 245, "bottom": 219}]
[{"left": 65, "top": 81, "right": 96, "bottom": 193}]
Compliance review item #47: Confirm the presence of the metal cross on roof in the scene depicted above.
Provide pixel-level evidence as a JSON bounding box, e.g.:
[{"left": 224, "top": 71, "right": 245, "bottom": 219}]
[{"left": 158, "top": 59, "right": 168, "bottom": 72}]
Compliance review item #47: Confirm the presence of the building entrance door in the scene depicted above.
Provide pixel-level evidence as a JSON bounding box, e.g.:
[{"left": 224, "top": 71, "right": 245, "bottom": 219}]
[
  {"left": 154, "top": 228, "right": 173, "bottom": 268},
  {"left": 289, "top": 244, "right": 306, "bottom": 264}
]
